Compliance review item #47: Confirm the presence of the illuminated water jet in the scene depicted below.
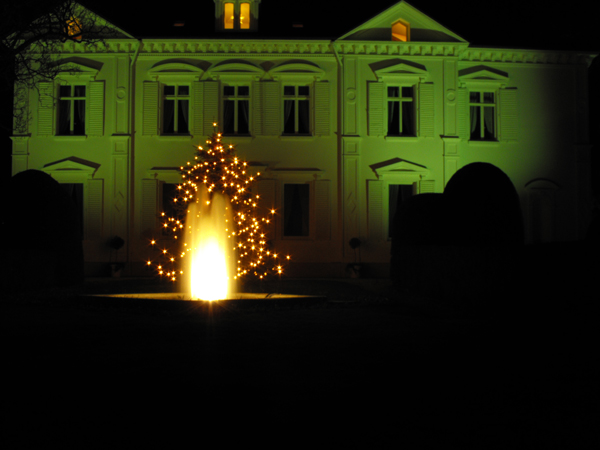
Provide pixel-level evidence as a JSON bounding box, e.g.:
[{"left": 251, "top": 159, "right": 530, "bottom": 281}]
[{"left": 185, "top": 186, "right": 235, "bottom": 301}]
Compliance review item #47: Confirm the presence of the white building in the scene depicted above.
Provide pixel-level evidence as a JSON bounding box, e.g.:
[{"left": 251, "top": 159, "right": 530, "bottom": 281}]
[{"left": 11, "top": 1, "right": 596, "bottom": 277}]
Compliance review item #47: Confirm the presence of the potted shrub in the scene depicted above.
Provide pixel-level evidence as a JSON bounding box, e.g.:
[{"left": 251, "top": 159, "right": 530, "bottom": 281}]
[
  {"left": 346, "top": 237, "right": 362, "bottom": 278},
  {"left": 108, "top": 235, "right": 125, "bottom": 277}
]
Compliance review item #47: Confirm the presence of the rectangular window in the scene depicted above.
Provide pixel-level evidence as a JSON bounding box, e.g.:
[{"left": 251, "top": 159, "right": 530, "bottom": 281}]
[
  {"left": 163, "top": 85, "right": 189, "bottom": 134},
  {"left": 283, "top": 85, "right": 310, "bottom": 135},
  {"left": 223, "top": 85, "right": 250, "bottom": 135},
  {"left": 387, "top": 86, "right": 414, "bottom": 136},
  {"left": 58, "top": 85, "right": 86, "bottom": 135},
  {"left": 60, "top": 183, "right": 84, "bottom": 237},
  {"left": 224, "top": 3, "right": 234, "bottom": 29},
  {"left": 240, "top": 3, "right": 250, "bottom": 29},
  {"left": 283, "top": 184, "right": 309, "bottom": 237},
  {"left": 469, "top": 91, "right": 496, "bottom": 141},
  {"left": 388, "top": 184, "right": 413, "bottom": 238}
]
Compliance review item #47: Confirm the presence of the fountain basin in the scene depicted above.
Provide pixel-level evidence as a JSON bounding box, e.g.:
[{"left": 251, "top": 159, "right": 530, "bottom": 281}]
[{"left": 89, "top": 292, "right": 327, "bottom": 311}]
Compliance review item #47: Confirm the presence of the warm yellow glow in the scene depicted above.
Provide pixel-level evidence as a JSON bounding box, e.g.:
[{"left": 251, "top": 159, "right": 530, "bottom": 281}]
[
  {"left": 392, "top": 19, "right": 410, "bottom": 42},
  {"left": 66, "top": 17, "right": 82, "bottom": 41},
  {"left": 187, "top": 187, "right": 234, "bottom": 301},
  {"left": 240, "top": 3, "right": 250, "bottom": 29},
  {"left": 224, "top": 3, "right": 234, "bottom": 29}
]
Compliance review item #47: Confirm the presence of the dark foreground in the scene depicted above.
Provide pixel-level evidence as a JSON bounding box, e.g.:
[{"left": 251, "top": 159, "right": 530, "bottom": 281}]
[{"left": 2, "top": 278, "right": 598, "bottom": 447}]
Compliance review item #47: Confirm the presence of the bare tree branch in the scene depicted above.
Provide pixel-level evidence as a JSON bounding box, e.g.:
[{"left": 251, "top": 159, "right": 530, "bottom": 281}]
[{"left": 0, "top": 1, "right": 122, "bottom": 132}]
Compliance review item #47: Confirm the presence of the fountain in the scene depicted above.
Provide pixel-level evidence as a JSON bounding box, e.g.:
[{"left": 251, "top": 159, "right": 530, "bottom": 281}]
[
  {"left": 93, "top": 186, "right": 325, "bottom": 310},
  {"left": 185, "top": 187, "right": 235, "bottom": 301}
]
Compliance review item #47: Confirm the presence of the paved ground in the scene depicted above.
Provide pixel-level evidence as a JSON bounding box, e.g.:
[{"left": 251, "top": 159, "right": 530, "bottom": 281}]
[{"left": 2, "top": 277, "right": 598, "bottom": 447}]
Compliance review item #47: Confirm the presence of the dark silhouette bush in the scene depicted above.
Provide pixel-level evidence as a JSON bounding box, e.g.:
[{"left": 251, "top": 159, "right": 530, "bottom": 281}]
[{"left": 1, "top": 170, "right": 84, "bottom": 293}]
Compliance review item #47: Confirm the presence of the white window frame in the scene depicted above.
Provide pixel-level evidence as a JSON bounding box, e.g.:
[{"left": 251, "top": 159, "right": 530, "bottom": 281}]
[
  {"left": 221, "top": 83, "right": 251, "bottom": 136},
  {"left": 385, "top": 85, "right": 416, "bottom": 137},
  {"left": 282, "top": 84, "right": 311, "bottom": 136},
  {"left": 162, "top": 84, "right": 190, "bottom": 135},
  {"left": 468, "top": 90, "right": 497, "bottom": 141}
]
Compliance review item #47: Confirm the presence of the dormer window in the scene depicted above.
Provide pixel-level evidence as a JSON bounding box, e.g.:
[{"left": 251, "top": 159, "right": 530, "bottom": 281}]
[
  {"left": 240, "top": 3, "right": 250, "bottom": 29},
  {"left": 216, "top": 0, "right": 258, "bottom": 32},
  {"left": 223, "top": 2, "right": 251, "bottom": 30},
  {"left": 392, "top": 19, "right": 410, "bottom": 42},
  {"left": 65, "top": 17, "right": 82, "bottom": 41},
  {"left": 224, "top": 3, "right": 235, "bottom": 29}
]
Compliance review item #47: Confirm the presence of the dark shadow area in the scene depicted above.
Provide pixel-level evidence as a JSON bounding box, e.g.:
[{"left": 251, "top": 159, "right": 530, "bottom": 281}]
[
  {"left": 391, "top": 162, "right": 599, "bottom": 316},
  {"left": 0, "top": 169, "right": 84, "bottom": 293}
]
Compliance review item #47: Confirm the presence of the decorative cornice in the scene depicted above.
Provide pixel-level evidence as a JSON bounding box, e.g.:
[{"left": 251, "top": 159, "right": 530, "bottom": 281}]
[
  {"left": 334, "top": 41, "right": 468, "bottom": 57},
  {"left": 46, "top": 39, "right": 596, "bottom": 66},
  {"left": 458, "top": 48, "right": 596, "bottom": 66},
  {"left": 140, "top": 40, "right": 333, "bottom": 56}
]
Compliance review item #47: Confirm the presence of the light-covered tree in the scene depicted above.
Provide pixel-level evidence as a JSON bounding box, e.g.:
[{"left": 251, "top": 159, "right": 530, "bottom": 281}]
[{"left": 150, "top": 127, "right": 289, "bottom": 283}]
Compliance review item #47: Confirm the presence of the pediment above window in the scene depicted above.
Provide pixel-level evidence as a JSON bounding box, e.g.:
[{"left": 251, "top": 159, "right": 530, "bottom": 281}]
[
  {"left": 147, "top": 167, "right": 182, "bottom": 183},
  {"left": 205, "top": 60, "right": 265, "bottom": 80},
  {"left": 148, "top": 61, "right": 205, "bottom": 81},
  {"left": 55, "top": 58, "right": 102, "bottom": 81},
  {"left": 42, "top": 157, "right": 100, "bottom": 180},
  {"left": 458, "top": 66, "right": 509, "bottom": 88},
  {"left": 371, "top": 59, "right": 428, "bottom": 82},
  {"left": 267, "top": 61, "right": 325, "bottom": 81},
  {"left": 370, "top": 158, "right": 428, "bottom": 180},
  {"left": 269, "top": 167, "right": 325, "bottom": 181}
]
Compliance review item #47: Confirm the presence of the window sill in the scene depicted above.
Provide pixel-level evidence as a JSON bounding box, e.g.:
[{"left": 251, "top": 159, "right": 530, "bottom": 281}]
[
  {"left": 53, "top": 134, "right": 88, "bottom": 141},
  {"left": 279, "top": 134, "right": 315, "bottom": 141},
  {"left": 157, "top": 134, "right": 193, "bottom": 140},
  {"left": 221, "top": 134, "right": 253, "bottom": 142},
  {"left": 384, "top": 135, "right": 419, "bottom": 142},
  {"left": 282, "top": 235, "right": 312, "bottom": 240},
  {"left": 467, "top": 139, "right": 500, "bottom": 147}
]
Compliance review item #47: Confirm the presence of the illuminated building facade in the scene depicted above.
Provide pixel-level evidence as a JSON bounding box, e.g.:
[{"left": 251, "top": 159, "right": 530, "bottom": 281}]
[{"left": 10, "top": 1, "right": 596, "bottom": 276}]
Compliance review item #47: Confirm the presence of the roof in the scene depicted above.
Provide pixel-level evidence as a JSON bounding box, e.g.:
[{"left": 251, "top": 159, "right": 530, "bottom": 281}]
[{"left": 77, "top": 0, "right": 599, "bottom": 52}]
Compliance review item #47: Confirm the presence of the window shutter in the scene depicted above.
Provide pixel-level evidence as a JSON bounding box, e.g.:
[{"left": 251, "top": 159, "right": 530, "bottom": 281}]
[
  {"left": 143, "top": 81, "right": 158, "bottom": 136},
  {"left": 419, "top": 179, "right": 435, "bottom": 193},
  {"left": 262, "top": 81, "right": 280, "bottom": 135},
  {"left": 418, "top": 82, "right": 434, "bottom": 137},
  {"left": 251, "top": 81, "right": 263, "bottom": 136},
  {"left": 368, "top": 82, "right": 384, "bottom": 136},
  {"left": 368, "top": 180, "right": 384, "bottom": 241},
  {"left": 499, "top": 88, "right": 518, "bottom": 141},
  {"left": 38, "top": 81, "right": 54, "bottom": 136},
  {"left": 314, "top": 180, "right": 331, "bottom": 240},
  {"left": 314, "top": 82, "right": 330, "bottom": 136},
  {"left": 192, "top": 81, "right": 204, "bottom": 136},
  {"left": 140, "top": 179, "right": 158, "bottom": 236},
  {"left": 88, "top": 81, "right": 104, "bottom": 137},
  {"left": 86, "top": 179, "right": 104, "bottom": 239},
  {"left": 203, "top": 81, "right": 219, "bottom": 135},
  {"left": 456, "top": 88, "right": 469, "bottom": 139}
]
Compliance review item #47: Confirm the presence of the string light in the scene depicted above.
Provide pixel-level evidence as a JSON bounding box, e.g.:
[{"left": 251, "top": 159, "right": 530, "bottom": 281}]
[{"left": 149, "top": 124, "right": 290, "bottom": 282}]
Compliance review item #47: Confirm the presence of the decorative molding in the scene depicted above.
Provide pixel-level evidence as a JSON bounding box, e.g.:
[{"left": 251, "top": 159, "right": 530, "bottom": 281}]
[
  {"left": 42, "top": 156, "right": 100, "bottom": 179},
  {"left": 334, "top": 42, "right": 467, "bottom": 57},
  {"left": 369, "top": 157, "right": 429, "bottom": 180}
]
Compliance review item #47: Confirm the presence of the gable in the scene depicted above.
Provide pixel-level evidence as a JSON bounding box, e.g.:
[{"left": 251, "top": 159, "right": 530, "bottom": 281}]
[{"left": 338, "top": 1, "right": 465, "bottom": 43}]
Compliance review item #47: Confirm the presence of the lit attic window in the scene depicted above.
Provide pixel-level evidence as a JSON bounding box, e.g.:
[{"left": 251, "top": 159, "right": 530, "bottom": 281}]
[
  {"left": 223, "top": 2, "right": 251, "bottom": 30},
  {"left": 66, "top": 17, "right": 82, "bottom": 41},
  {"left": 224, "top": 3, "right": 234, "bottom": 29},
  {"left": 240, "top": 3, "right": 250, "bottom": 29},
  {"left": 392, "top": 19, "right": 410, "bottom": 42}
]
